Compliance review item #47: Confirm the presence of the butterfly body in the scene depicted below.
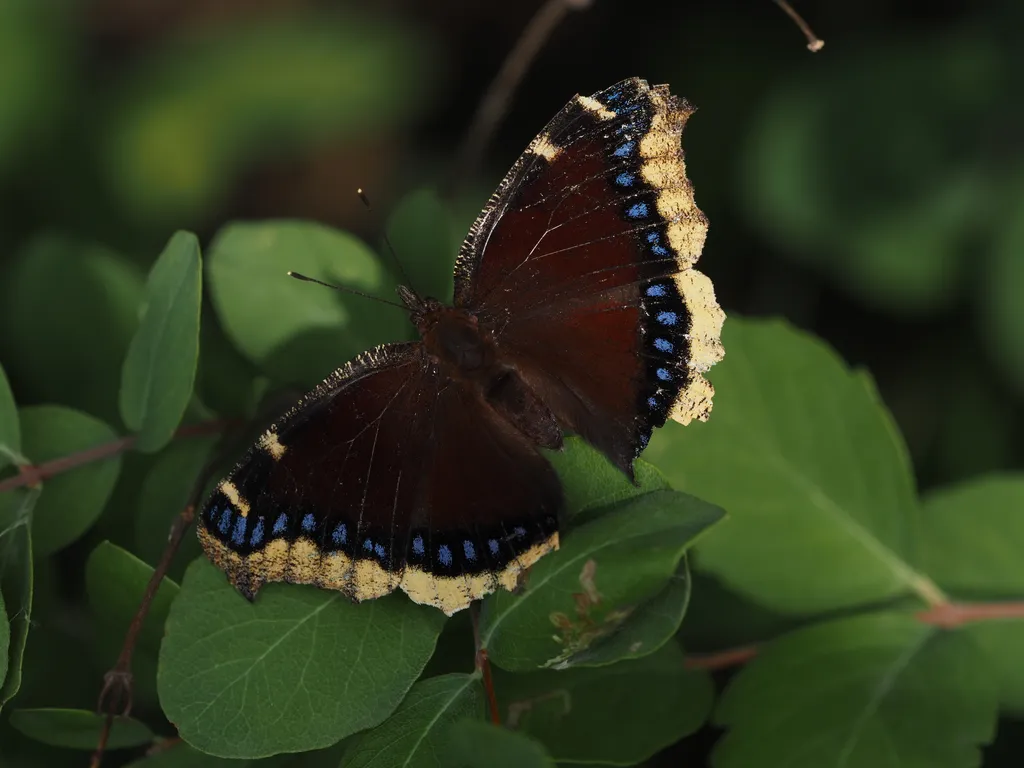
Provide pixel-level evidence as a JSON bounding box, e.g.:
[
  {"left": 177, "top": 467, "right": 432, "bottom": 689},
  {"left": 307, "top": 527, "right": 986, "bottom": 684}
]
[{"left": 199, "top": 78, "right": 725, "bottom": 614}]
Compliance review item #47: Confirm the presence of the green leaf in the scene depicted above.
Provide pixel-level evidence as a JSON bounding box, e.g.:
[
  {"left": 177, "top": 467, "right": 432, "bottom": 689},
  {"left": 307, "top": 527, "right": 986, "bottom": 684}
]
[
  {"left": 9, "top": 708, "right": 152, "bottom": 750},
  {"left": 713, "top": 612, "right": 998, "bottom": 768},
  {"left": 0, "top": 589, "right": 8, "bottom": 691},
  {"left": 645, "top": 317, "right": 940, "bottom": 614},
  {"left": 85, "top": 541, "right": 179, "bottom": 657},
  {"left": 159, "top": 558, "right": 447, "bottom": 758},
  {"left": 342, "top": 673, "right": 483, "bottom": 768},
  {"left": 545, "top": 437, "right": 670, "bottom": 522},
  {"left": 120, "top": 231, "right": 202, "bottom": 453},
  {"left": 0, "top": 490, "right": 36, "bottom": 710},
  {"left": 134, "top": 435, "right": 219, "bottom": 582},
  {"left": 385, "top": 189, "right": 459, "bottom": 305},
  {"left": 127, "top": 742, "right": 251, "bottom": 768},
  {"left": 449, "top": 721, "right": 556, "bottom": 768},
  {"left": 207, "top": 220, "right": 406, "bottom": 387},
  {"left": 920, "top": 476, "right": 1024, "bottom": 716},
  {"left": 498, "top": 641, "right": 711, "bottom": 765},
  {"left": 557, "top": 558, "right": 691, "bottom": 669},
  {"left": 19, "top": 405, "right": 122, "bottom": 555},
  {"left": 0, "top": 235, "right": 144, "bottom": 423},
  {"left": 983, "top": 181, "right": 1024, "bottom": 394},
  {"left": 103, "top": 14, "right": 434, "bottom": 224},
  {"left": 0, "top": 361, "right": 21, "bottom": 469},
  {"left": 480, "top": 489, "right": 723, "bottom": 671}
]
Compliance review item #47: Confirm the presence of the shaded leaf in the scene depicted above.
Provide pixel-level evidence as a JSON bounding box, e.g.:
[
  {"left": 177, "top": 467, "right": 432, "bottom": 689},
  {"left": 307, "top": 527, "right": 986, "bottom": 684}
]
[
  {"left": 921, "top": 476, "right": 1024, "bottom": 716},
  {"left": 713, "top": 613, "right": 998, "bottom": 768},
  {"left": 983, "top": 181, "right": 1024, "bottom": 394},
  {"left": 159, "top": 558, "right": 446, "bottom": 757},
  {"left": 498, "top": 641, "right": 711, "bottom": 765},
  {"left": 120, "top": 231, "right": 202, "bottom": 453},
  {"left": 343, "top": 673, "right": 483, "bottom": 768},
  {"left": 134, "top": 434, "right": 218, "bottom": 582},
  {"left": 85, "top": 541, "right": 180, "bottom": 657},
  {"left": 386, "top": 188, "right": 458, "bottom": 305},
  {"left": 19, "top": 405, "right": 122, "bottom": 555},
  {"left": 0, "top": 362, "right": 21, "bottom": 468},
  {"left": 449, "top": 721, "right": 555, "bottom": 768},
  {"left": 0, "top": 490, "right": 36, "bottom": 710},
  {"left": 0, "top": 235, "right": 143, "bottom": 423},
  {"left": 558, "top": 558, "right": 690, "bottom": 669},
  {"left": 545, "top": 437, "right": 670, "bottom": 523},
  {"left": 9, "top": 708, "right": 152, "bottom": 750},
  {"left": 645, "top": 317, "right": 937, "bottom": 613},
  {"left": 480, "top": 490, "right": 723, "bottom": 671},
  {"left": 127, "top": 742, "right": 250, "bottom": 768},
  {"left": 0, "top": 590, "right": 8, "bottom": 691},
  {"left": 207, "top": 220, "right": 406, "bottom": 387}
]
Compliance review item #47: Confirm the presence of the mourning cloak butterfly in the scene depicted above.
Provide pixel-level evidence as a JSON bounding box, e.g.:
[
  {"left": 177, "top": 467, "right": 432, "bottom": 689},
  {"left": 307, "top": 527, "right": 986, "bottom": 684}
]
[{"left": 198, "top": 78, "right": 725, "bottom": 615}]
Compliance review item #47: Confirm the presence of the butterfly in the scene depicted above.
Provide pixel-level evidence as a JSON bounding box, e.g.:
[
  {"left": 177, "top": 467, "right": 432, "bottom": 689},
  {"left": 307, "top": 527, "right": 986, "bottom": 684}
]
[{"left": 197, "top": 78, "right": 725, "bottom": 615}]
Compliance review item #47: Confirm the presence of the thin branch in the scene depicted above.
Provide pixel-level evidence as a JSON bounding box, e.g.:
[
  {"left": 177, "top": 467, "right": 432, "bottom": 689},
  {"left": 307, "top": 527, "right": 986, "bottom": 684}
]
[
  {"left": 0, "top": 419, "right": 230, "bottom": 495},
  {"left": 447, "top": 0, "right": 594, "bottom": 197},
  {"left": 92, "top": 430, "right": 236, "bottom": 768},
  {"left": 917, "top": 600, "right": 1024, "bottom": 629},
  {"left": 685, "top": 644, "right": 759, "bottom": 672},
  {"left": 772, "top": 0, "right": 824, "bottom": 52},
  {"left": 470, "top": 602, "right": 502, "bottom": 725}
]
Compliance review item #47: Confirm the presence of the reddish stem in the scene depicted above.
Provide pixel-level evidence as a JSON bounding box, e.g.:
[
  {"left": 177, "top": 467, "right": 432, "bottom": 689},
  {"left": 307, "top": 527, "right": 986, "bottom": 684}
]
[
  {"left": 470, "top": 602, "right": 502, "bottom": 725},
  {"left": 0, "top": 419, "right": 230, "bottom": 494},
  {"left": 917, "top": 600, "right": 1024, "bottom": 629},
  {"left": 685, "top": 644, "right": 759, "bottom": 672}
]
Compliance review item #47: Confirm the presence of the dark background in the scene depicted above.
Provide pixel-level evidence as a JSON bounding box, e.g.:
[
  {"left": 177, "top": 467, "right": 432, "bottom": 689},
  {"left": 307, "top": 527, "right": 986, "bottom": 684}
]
[{"left": 0, "top": 1, "right": 1022, "bottom": 763}]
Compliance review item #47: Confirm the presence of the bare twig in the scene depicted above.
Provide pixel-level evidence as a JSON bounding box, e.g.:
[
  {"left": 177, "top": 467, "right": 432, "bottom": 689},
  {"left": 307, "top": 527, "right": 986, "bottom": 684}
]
[
  {"left": 917, "top": 600, "right": 1024, "bottom": 629},
  {"left": 772, "top": 0, "right": 824, "bottom": 52},
  {"left": 447, "top": 0, "right": 594, "bottom": 197},
  {"left": 470, "top": 602, "right": 502, "bottom": 725},
  {"left": 0, "top": 419, "right": 230, "bottom": 495},
  {"left": 685, "top": 644, "right": 759, "bottom": 672}
]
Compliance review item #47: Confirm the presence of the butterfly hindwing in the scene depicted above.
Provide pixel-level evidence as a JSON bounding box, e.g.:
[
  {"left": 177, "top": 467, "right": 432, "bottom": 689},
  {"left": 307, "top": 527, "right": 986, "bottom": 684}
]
[
  {"left": 453, "top": 78, "right": 725, "bottom": 476},
  {"left": 197, "top": 342, "right": 560, "bottom": 615}
]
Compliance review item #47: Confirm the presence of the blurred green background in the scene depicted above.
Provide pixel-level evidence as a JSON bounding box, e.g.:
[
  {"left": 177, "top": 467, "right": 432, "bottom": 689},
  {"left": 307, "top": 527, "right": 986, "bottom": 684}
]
[
  {"left": 1, "top": 0, "right": 1023, "bottom": 764},
  {"left": 3, "top": 0, "right": 1023, "bottom": 491}
]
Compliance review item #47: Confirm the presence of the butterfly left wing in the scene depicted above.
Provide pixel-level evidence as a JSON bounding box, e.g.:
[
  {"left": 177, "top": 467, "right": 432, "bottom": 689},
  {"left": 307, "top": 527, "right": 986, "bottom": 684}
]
[
  {"left": 198, "top": 342, "right": 561, "bottom": 615},
  {"left": 453, "top": 78, "right": 725, "bottom": 477}
]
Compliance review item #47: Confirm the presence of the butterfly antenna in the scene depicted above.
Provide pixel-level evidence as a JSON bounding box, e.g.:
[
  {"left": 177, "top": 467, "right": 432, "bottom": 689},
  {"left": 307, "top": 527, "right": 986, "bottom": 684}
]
[
  {"left": 772, "top": 0, "right": 824, "bottom": 52},
  {"left": 287, "top": 271, "right": 408, "bottom": 311},
  {"left": 357, "top": 188, "right": 419, "bottom": 298}
]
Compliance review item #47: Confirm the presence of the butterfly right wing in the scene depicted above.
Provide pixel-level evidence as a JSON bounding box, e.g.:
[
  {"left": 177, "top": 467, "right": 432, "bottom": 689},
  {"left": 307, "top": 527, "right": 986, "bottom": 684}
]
[{"left": 198, "top": 342, "right": 560, "bottom": 615}]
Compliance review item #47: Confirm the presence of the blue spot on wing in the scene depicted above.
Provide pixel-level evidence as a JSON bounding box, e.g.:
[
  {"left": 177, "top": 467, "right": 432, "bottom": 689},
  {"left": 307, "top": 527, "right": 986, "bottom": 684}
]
[
  {"left": 464, "top": 540, "right": 477, "bottom": 562},
  {"left": 657, "top": 311, "right": 678, "bottom": 326},
  {"left": 374, "top": 543, "right": 387, "bottom": 560},
  {"left": 332, "top": 523, "right": 347, "bottom": 545},
  {"left": 651, "top": 244, "right": 669, "bottom": 257},
  {"left": 488, "top": 539, "right": 500, "bottom": 556},
  {"left": 301, "top": 513, "right": 316, "bottom": 533},
  {"left": 438, "top": 544, "right": 453, "bottom": 567},
  {"left": 513, "top": 526, "right": 527, "bottom": 539},
  {"left": 250, "top": 518, "right": 265, "bottom": 547},
  {"left": 639, "top": 433, "right": 650, "bottom": 448},
  {"left": 412, "top": 535, "right": 425, "bottom": 556},
  {"left": 363, "top": 538, "right": 373, "bottom": 552},
  {"left": 273, "top": 513, "right": 288, "bottom": 535},
  {"left": 654, "top": 338, "right": 674, "bottom": 353},
  {"left": 657, "top": 368, "right": 672, "bottom": 381},
  {"left": 218, "top": 508, "right": 232, "bottom": 534},
  {"left": 626, "top": 203, "right": 648, "bottom": 219},
  {"left": 648, "top": 396, "right": 658, "bottom": 408},
  {"left": 613, "top": 141, "right": 635, "bottom": 158},
  {"left": 615, "top": 172, "right": 635, "bottom": 187},
  {"left": 646, "top": 284, "right": 666, "bottom": 297},
  {"left": 231, "top": 516, "right": 246, "bottom": 547}
]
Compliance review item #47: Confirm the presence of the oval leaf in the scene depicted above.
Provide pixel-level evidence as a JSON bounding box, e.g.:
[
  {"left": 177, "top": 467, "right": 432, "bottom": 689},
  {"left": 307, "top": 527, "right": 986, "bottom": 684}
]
[
  {"left": 207, "top": 220, "right": 406, "bottom": 387},
  {"left": 645, "top": 317, "right": 939, "bottom": 613},
  {"left": 343, "top": 673, "right": 482, "bottom": 768},
  {"left": 921, "top": 476, "right": 1024, "bottom": 716},
  {"left": 0, "top": 235, "right": 143, "bottom": 423},
  {"left": 20, "top": 405, "right": 121, "bottom": 556},
  {"left": 9, "top": 707, "right": 153, "bottom": 750},
  {"left": 0, "top": 361, "right": 21, "bottom": 469},
  {"left": 0, "top": 489, "right": 37, "bottom": 711},
  {"left": 448, "top": 721, "right": 555, "bottom": 768},
  {"left": 120, "top": 230, "right": 202, "bottom": 453},
  {"left": 713, "top": 613, "right": 998, "bottom": 768},
  {"left": 479, "top": 489, "right": 723, "bottom": 671},
  {"left": 159, "top": 558, "right": 447, "bottom": 758},
  {"left": 497, "top": 642, "right": 711, "bottom": 765}
]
